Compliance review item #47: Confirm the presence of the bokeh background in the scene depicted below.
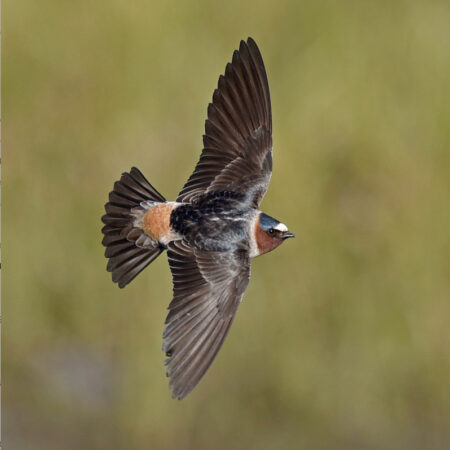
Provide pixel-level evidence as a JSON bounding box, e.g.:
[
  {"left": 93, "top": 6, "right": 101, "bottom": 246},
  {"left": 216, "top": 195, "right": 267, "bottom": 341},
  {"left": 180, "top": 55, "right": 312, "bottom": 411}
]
[{"left": 4, "top": 1, "right": 450, "bottom": 449}]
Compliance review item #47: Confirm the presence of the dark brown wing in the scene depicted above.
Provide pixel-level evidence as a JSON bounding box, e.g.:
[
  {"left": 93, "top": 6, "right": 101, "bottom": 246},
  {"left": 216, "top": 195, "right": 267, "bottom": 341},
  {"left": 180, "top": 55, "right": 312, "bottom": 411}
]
[
  {"left": 177, "top": 37, "right": 272, "bottom": 207},
  {"left": 163, "top": 240, "right": 251, "bottom": 399}
]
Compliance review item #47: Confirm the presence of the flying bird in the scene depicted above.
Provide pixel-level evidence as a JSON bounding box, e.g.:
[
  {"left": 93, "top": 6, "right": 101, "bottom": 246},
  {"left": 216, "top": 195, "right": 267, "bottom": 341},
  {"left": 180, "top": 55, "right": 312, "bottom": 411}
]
[{"left": 101, "top": 37, "right": 294, "bottom": 399}]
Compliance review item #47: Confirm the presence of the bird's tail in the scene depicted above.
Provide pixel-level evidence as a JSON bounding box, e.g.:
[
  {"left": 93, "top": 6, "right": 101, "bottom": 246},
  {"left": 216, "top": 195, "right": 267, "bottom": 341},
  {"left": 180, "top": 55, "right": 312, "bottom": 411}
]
[{"left": 101, "top": 167, "right": 166, "bottom": 288}]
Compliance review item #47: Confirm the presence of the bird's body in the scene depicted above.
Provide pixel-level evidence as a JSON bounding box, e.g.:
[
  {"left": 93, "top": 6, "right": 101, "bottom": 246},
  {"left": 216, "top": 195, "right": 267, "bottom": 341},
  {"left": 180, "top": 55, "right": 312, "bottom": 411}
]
[{"left": 102, "top": 38, "right": 293, "bottom": 399}]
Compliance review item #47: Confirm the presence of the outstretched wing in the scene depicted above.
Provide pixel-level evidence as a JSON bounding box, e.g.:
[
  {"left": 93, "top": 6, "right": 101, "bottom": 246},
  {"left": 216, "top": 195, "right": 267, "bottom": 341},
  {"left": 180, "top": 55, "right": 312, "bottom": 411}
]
[
  {"left": 177, "top": 37, "right": 273, "bottom": 207},
  {"left": 164, "top": 240, "right": 251, "bottom": 399}
]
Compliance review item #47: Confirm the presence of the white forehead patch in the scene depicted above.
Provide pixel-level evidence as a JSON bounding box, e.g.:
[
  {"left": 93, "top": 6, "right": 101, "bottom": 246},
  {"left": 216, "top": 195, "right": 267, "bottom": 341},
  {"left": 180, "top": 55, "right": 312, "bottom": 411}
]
[{"left": 274, "top": 222, "right": 288, "bottom": 232}]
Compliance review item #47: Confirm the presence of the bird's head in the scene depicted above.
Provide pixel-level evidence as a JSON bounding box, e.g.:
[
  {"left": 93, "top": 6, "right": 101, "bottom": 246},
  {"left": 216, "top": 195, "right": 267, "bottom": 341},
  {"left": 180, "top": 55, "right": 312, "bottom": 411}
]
[{"left": 252, "top": 212, "right": 294, "bottom": 257}]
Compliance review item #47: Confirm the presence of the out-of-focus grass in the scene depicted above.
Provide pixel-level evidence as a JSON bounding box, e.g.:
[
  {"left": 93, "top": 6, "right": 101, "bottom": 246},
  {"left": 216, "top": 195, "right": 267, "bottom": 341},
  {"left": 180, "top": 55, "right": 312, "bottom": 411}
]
[{"left": 4, "top": 1, "right": 450, "bottom": 449}]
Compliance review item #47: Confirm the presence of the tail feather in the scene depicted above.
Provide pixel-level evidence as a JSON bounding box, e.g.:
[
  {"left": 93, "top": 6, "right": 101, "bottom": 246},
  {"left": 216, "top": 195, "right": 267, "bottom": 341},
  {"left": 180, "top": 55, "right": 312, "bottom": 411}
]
[
  {"left": 102, "top": 167, "right": 166, "bottom": 288},
  {"left": 111, "top": 247, "right": 162, "bottom": 287}
]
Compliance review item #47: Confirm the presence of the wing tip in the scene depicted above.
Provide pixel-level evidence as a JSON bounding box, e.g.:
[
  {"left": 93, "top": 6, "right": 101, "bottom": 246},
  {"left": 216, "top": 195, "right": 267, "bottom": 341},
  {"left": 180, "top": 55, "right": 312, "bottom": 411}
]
[
  {"left": 241, "top": 36, "right": 258, "bottom": 51},
  {"left": 246, "top": 36, "right": 259, "bottom": 52}
]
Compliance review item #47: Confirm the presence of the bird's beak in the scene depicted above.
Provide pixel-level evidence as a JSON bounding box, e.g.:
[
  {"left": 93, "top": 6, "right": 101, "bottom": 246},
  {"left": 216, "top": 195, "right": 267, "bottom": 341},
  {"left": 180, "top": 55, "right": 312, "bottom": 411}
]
[{"left": 281, "top": 231, "right": 295, "bottom": 239}]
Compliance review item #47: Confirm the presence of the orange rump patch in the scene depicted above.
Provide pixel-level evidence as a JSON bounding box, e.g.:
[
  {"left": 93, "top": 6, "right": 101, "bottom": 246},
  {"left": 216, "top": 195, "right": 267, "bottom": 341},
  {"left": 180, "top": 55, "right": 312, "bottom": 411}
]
[{"left": 142, "top": 203, "right": 176, "bottom": 243}]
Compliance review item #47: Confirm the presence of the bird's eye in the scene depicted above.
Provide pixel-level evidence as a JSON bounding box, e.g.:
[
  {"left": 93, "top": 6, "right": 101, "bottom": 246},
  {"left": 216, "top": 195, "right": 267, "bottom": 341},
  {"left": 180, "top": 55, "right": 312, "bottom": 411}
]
[{"left": 268, "top": 228, "right": 275, "bottom": 235}]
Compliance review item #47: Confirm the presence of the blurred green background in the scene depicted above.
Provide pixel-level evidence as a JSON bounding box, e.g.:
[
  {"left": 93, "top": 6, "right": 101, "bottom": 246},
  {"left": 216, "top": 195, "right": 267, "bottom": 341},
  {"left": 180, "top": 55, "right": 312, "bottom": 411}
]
[{"left": 4, "top": 1, "right": 450, "bottom": 449}]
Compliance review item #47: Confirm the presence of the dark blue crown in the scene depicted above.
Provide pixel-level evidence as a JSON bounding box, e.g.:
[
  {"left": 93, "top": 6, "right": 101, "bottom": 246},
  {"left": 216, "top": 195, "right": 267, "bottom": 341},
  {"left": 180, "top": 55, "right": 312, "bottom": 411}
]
[{"left": 259, "top": 212, "right": 280, "bottom": 231}]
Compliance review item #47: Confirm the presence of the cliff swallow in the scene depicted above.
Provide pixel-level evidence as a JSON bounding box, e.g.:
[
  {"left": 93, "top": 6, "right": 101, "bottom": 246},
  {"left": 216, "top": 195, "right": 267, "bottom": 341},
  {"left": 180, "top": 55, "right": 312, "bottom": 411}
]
[{"left": 102, "top": 37, "right": 294, "bottom": 399}]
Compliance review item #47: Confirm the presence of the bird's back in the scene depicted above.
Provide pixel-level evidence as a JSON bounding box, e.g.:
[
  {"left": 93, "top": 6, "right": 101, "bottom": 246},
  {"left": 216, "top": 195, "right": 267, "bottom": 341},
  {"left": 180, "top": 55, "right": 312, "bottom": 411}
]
[{"left": 170, "top": 191, "right": 255, "bottom": 252}]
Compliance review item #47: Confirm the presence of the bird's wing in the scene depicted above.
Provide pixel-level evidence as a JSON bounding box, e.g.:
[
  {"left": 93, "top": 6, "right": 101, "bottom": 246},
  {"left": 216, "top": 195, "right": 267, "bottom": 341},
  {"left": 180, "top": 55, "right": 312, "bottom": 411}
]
[
  {"left": 164, "top": 240, "right": 251, "bottom": 399},
  {"left": 177, "top": 37, "right": 273, "bottom": 208}
]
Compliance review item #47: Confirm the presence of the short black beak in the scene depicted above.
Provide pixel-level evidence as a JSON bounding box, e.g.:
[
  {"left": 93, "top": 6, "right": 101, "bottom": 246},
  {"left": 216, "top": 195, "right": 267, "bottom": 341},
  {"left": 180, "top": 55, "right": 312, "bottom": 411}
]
[{"left": 281, "top": 231, "right": 295, "bottom": 239}]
